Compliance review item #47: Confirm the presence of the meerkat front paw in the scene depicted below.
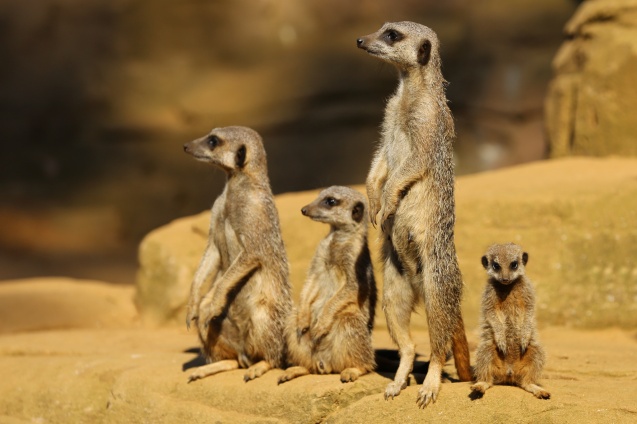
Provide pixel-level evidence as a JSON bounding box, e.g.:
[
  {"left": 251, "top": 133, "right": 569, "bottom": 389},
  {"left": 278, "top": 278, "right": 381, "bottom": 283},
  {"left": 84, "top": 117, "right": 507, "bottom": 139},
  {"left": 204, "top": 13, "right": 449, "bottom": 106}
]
[
  {"left": 380, "top": 201, "right": 397, "bottom": 233},
  {"left": 379, "top": 206, "right": 396, "bottom": 234},
  {"left": 185, "top": 301, "right": 199, "bottom": 330},
  {"left": 296, "top": 326, "right": 309, "bottom": 341},
  {"left": 496, "top": 339, "right": 508, "bottom": 356},
  {"left": 416, "top": 378, "right": 441, "bottom": 408},
  {"left": 311, "top": 321, "right": 331, "bottom": 347},
  {"left": 199, "top": 298, "right": 224, "bottom": 324},
  {"left": 368, "top": 197, "right": 381, "bottom": 227},
  {"left": 384, "top": 379, "right": 407, "bottom": 400}
]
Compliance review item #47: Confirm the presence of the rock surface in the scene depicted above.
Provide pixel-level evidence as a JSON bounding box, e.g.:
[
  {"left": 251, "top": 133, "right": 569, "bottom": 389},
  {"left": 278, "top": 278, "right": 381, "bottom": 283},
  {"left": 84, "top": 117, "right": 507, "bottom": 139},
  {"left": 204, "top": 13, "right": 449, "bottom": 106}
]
[
  {"left": 2, "top": 154, "right": 637, "bottom": 422},
  {"left": 136, "top": 157, "right": 637, "bottom": 329},
  {"left": 0, "top": 283, "right": 635, "bottom": 423},
  {"left": 546, "top": 0, "right": 637, "bottom": 157}
]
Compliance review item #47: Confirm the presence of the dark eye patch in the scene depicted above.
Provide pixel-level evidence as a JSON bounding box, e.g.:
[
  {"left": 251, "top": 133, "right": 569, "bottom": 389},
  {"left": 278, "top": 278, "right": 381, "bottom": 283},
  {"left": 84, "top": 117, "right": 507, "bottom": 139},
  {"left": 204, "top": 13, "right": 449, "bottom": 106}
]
[
  {"left": 207, "top": 135, "right": 221, "bottom": 149},
  {"left": 510, "top": 261, "right": 518, "bottom": 270},
  {"left": 383, "top": 29, "right": 403, "bottom": 45},
  {"left": 323, "top": 197, "right": 340, "bottom": 207},
  {"left": 492, "top": 262, "right": 501, "bottom": 272}
]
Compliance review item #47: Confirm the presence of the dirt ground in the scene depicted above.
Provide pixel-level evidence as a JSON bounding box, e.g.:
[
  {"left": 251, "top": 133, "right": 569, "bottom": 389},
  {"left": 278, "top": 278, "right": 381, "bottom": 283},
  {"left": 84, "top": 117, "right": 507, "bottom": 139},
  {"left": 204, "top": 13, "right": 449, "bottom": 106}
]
[{"left": 0, "top": 279, "right": 635, "bottom": 423}]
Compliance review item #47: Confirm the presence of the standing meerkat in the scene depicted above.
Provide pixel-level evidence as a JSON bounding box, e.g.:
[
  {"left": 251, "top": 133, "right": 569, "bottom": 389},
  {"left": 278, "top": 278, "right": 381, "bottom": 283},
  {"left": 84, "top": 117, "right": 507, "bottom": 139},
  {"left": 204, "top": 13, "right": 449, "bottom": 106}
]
[
  {"left": 183, "top": 126, "right": 291, "bottom": 383},
  {"left": 278, "top": 186, "right": 377, "bottom": 385},
  {"left": 472, "top": 243, "right": 550, "bottom": 399},
  {"left": 356, "top": 22, "right": 472, "bottom": 407}
]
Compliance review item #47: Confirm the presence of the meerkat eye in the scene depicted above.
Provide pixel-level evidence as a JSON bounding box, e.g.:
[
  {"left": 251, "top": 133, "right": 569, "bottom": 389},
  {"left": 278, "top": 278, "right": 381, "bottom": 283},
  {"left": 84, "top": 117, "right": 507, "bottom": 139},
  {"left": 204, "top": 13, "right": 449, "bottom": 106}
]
[
  {"left": 207, "top": 135, "right": 220, "bottom": 149},
  {"left": 383, "top": 29, "right": 403, "bottom": 44},
  {"left": 492, "top": 262, "right": 501, "bottom": 272},
  {"left": 324, "top": 197, "right": 339, "bottom": 207},
  {"left": 510, "top": 261, "right": 519, "bottom": 270}
]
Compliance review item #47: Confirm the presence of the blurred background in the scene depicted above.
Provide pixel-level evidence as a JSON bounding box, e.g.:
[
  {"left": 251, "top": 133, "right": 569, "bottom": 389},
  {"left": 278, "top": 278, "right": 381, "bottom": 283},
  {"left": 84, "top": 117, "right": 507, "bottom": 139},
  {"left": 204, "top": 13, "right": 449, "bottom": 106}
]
[{"left": 0, "top": 0, "right": 580, "bottom": 284}]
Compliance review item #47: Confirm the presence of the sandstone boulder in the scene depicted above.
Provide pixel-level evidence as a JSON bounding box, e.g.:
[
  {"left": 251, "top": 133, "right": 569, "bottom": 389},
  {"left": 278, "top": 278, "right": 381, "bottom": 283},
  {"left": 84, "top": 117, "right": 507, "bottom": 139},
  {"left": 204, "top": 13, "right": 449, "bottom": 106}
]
[
  {"left": 136, "top": 158, "right": 637, "bottom": 329},
  {"left": 546, "top": 0, "right": 637, "bottom": 157},
  {"left": 0, "top": 278, "right": 137, "bottom": 333}
]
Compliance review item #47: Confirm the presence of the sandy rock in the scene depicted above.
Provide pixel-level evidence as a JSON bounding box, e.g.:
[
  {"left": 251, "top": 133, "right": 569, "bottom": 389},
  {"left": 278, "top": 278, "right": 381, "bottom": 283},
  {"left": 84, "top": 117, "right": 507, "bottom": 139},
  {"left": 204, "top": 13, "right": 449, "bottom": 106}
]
[
  {"left": 546, "top": 0, "right": 637, "bottom": 157},
  {"left": 135, "top": 211, "right": 209, "bottom": 325},
  {"left": 0, "top": 278, "right": 137, "bottom": 333},
  {"left": 136, "top": 157, "right": 637, "bottom": 329},
  {"left": 0, "top": 325, "right": 635, "bottom": 423}
]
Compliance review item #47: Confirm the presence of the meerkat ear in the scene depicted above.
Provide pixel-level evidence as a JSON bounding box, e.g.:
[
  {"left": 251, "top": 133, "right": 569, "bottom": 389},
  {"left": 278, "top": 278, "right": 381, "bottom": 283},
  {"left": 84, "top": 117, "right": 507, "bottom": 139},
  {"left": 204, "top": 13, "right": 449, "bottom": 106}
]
[
  {"left": 522, "top": 252, "right": 529, "bottom": 265},
  {"left": 418, "top": 40, "right": 431, "bottom": 66},
  {"left": 352, "top": 202, "right": 365, "bottom": 223},
  {"left": 481, "top": 255, "right": 489, "bottom": 269},
  {"left": 235, "top": 145, "right": 246, "bottom": 168}
]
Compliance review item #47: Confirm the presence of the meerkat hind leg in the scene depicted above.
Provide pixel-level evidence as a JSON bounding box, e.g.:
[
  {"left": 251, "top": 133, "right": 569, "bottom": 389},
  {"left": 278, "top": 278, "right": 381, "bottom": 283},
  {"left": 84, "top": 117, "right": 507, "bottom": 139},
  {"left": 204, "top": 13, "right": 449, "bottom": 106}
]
[
  {"left": 340, "top": 367, "right": 365, "bottom": 383},
  {"left": 521, "top": 383, "right": 550, "bottom": 399},
  {"left": 277, "top": 366, "right": 310, "bottom": 385},
  {"left": 417, "top": 356, "right": 444, "bottom": 408},
  {"left": 243, "top": 360, "right": 273, "bottom": 382},
  {"left": 470, "top": 381, "right": 492, "bottom": 395},
  {"left": 188, "top": 359, "right": 239, "bottom": 383},
  {"left": 382, "top": 262, "right": 417, "bottom": 399},
  {"left": 417, "top": 272, "right": 461, "bottom": 408}
]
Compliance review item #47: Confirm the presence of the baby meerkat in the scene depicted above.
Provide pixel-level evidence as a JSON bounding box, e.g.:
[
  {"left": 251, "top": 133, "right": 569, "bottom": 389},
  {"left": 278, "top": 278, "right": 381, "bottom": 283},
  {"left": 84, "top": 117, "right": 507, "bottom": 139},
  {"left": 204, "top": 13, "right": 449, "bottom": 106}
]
[
  {"left": 357, "top": 22, "right": 472, "bottom": 407},
  {"left": 471, "top": 243, "right": 550, "bottom": 400},
  {"left": 278, "top": 186, "right": 377, "bottom": 385},
  {"left": 183, "top": 126, "right": 291, "bottom": 383}
]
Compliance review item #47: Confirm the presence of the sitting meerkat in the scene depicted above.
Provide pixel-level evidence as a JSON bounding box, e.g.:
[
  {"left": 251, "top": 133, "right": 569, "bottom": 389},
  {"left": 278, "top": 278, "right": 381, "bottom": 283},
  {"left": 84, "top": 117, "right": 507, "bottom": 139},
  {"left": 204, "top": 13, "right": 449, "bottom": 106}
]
[
  {"left": 471, "top": 243, "right": 550, "bottom": 400},
  {"left": 183, "top": 126, "right": 291, "bottom": 383},
  {"left": 278, "top": 186, "right": 377, "bottom": 384}
]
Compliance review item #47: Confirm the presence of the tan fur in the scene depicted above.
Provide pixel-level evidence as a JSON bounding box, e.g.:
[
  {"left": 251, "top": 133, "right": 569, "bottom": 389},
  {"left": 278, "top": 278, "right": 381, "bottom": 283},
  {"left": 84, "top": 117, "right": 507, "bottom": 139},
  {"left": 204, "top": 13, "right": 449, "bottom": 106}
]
[
  {"left": 357, "top": 22, "right": 471, "bottom": 407},
  {"left": 183, "top": 126, "right": 291, "bottom": 383},
  {"left": 471, "top": 243, "right": 550, "bottom": 399},
  {"left": 278, "top": 186, "right": 377, "bottom": 385}
]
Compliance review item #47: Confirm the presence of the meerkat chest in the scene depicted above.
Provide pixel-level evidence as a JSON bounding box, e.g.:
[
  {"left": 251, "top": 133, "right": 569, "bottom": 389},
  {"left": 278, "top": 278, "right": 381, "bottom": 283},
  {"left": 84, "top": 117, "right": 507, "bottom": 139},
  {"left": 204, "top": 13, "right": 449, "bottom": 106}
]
[{"left": 494, "top": 291, "right": 527, "bottom": 331}]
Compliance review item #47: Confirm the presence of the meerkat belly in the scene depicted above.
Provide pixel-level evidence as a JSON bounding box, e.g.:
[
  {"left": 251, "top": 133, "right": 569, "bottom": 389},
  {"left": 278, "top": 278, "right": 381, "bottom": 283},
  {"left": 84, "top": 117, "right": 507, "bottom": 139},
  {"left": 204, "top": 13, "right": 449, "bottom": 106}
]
[
  {"left": 310, "top": 267, "right": 339, "bottom": 325},
  {"left": 392, "top": 180, "right": 439, "bottom": 252}
]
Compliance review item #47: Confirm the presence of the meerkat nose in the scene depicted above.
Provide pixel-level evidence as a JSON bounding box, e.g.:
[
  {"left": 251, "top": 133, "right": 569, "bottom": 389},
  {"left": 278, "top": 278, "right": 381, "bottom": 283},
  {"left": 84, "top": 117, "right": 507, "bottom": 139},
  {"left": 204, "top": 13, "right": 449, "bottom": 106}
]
[
  {"left": 356, "top": 38, "right": 364, "bottom": 47},
  {"left": 183, "top": 144, "right": 189, "bottom": 152},
  {"left": 301, "top": 207, "right": 308, "bottom": 216}
]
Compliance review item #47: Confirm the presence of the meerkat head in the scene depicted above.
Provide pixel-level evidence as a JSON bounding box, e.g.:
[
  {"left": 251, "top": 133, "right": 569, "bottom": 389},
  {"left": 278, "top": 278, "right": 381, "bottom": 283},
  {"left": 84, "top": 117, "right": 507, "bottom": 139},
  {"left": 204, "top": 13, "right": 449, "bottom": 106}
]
[
  {"left": 183, "top": 126, "right": 267, "bottom": 174},
  {"left": 301, "top": 186, "right": 367, "bottom": 230},
  {"left": 356, "top": 21, "right": 440, "bottom": 70},
  {"left": 481, "top": 243, "right": 529, "bottom": 285}
]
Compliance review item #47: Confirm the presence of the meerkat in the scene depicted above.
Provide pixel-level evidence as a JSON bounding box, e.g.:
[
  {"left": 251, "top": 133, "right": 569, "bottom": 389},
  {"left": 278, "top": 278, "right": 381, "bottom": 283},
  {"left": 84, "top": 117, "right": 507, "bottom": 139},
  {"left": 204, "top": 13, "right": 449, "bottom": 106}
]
[
  {"left": 278, "top": 186, "right": 377, "bottom": 385},
  {"left": 471, "top": 243, "right": 550, "bottom": 400},
  {"left": 183, "top": 126, "right": 291, "bottom": 383},
  {"left": 356, "top": 22, "right": 472, "bottom": 407}
]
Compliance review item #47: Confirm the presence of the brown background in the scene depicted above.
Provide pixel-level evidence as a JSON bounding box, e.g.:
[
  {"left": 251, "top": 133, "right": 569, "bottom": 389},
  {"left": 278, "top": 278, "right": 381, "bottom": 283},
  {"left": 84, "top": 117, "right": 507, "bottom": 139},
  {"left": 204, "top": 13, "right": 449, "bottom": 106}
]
[{"left": 0, "top": 0, "right": 578, "bottom": 283}]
